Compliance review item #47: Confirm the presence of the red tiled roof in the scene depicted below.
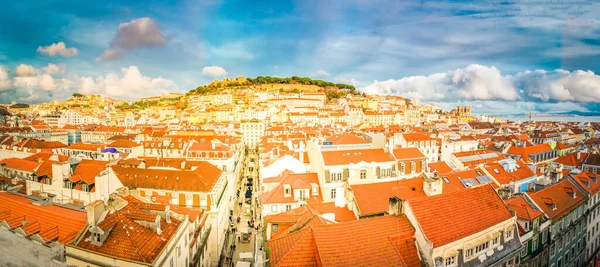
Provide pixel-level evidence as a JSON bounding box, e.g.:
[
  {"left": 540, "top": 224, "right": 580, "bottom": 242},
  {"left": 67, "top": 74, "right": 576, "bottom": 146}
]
[
  {"left": 112, "top": 161, "right": 222, "bottom": 192},
  {"left": 71, "top": 199, "right": 181, "bottom": 263},
  {"left": 505, "top": 196, "right": 544, "bottom": 221},
  {"left": 555, "top": 152, "right": 587, "bottom": 168},
  {"left": 0, "top": 158, "right": 41, "bottom": 172},
  {"left": 108, "top": 139, "right": 141, "bottom": 148},
  {"left": 485, "top": 160, "right": 535, "bottom": 185},
  {"left": 527, "top": 179, "right": 586, "bottom": 220},
  {"left": 262, "top": 172, "right": 321, "bottom": 204},
  {"left": 506, "top": 144, "right": 554, "bottom": 162},
  {"left": 0, "top": 192, "right": 86, "bottom": 244},
  {"left": 407, "top": 184, "right": 514, "bottom": 247},
  {"left": 268, "top": 215, "right": 416, "bottom": 267},
  {"left": 428, "top": 161, "right": 454, "bottom": 173},
  {"left": 392, "top": 147, "right": 426, "bottom": 160},
  {"left": 571, "top": 172, "right": 600, "bottom": 196},
  {"left": 350, "top": 178, "right": 426, "bottom": 216},
  {"left": 325, "top": 133, "right": 370, "bottom": 145}
]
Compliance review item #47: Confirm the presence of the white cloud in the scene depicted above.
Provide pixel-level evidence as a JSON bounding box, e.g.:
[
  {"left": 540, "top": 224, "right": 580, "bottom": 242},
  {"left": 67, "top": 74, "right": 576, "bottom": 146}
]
[
  {"left": 15, "top": 64, "right": 40, "bottom": 77},
  {"left": 201, "top": 66, "right": 228, "bottom": 77},
  {"left": 37, "top": 42, "right": 78, "bottom": 57},
  {"left": 315, "top": 69, "right": 330, "bottom": 77},
  {"left": 335, "top": 76, "right": 360, "bottom": 87},
  {"left": 362, "top": 64, "right": 519, "bottom": 101},
  {"left": 0, "top": 67, "right": 11, "bottom": 90},
  {"left": 42, "top": 63, "right": 66, "bottom": 75},
  {"left": 75, "top": 66, "right": 178, "bottom": 100},
  {"left": 0, "top": 64, "right": 178, "bottom": 103},
  {"left": 434, "top": 100, "right": 589, "bottom": 115},
  {"left": 515, "top": 69, "right": 600, "bottom": 103},
  {"left": 98, "top": 17, "right": 166, "bottom": 61}
]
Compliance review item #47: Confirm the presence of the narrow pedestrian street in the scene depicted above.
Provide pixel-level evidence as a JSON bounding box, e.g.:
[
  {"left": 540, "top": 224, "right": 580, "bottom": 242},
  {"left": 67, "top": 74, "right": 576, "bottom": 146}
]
[{"left": 222, "top": 149, "right": 265, "bottom": 267}]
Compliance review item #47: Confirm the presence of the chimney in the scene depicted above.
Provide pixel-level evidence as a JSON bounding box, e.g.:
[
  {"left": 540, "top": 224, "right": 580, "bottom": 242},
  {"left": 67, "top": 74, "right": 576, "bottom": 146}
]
[
  {"left": 577, "top": 151, "right": 581, "bottom": 160},
  {"left": 211, "top": 140, "right": 215, "bottom": 150},
  {"left": 388, "top": 197, "right": 403, "bottom": 215},
  {"left": 86, "top": 200, "right": 106, "bottom": 226},
  {"left": 388, "top": 137, "right": 394, "bottom": 154},
  {"left": 165, "top": 205, "right": 171, "bottom": 223}
]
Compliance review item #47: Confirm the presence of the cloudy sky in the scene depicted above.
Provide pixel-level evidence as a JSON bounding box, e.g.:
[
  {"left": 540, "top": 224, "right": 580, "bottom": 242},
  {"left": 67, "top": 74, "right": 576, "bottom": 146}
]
[{"left": 1, "top": 0, "right": 599, "bottom": 114}]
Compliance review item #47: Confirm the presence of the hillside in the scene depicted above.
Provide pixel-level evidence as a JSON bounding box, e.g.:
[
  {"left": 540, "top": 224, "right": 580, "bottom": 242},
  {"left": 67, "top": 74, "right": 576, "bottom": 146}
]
[{"left": 188, "top": 76, "right": 359, "bottom": 100}]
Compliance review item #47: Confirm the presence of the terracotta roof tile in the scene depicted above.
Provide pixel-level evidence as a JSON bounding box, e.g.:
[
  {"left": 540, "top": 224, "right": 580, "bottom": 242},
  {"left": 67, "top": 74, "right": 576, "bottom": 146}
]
[
  {"left": 505, "top": 196, "right": 544, "bottom": 221},
  {"left": 351, "top": 178, "right": 426, "bottom": 216},
  {"left": 0, "top": 192, "right": 86, "bottom": 244},
  {"left": 112, "top": 161, "right": 221, "bottom": 192},
  {"left": 528, "top": 179, "right": 586, "bottom": 220},
  {"left": 407, "top": 185, "right": 514, "bottom": 247}
]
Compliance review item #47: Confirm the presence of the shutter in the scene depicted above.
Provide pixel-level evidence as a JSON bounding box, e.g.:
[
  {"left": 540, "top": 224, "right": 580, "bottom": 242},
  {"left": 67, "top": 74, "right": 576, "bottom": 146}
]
[
  {"left": 325, "top": 170, "right": 330, "bottom": 183},
  {"left": 376, "top": 167, "right": 381, "bottom": 177},
  {"left": 343, "top": 169, "right": 349, "bottom": 179},
  {"left": 193, "top": 194, "right": 200, "bottom": 207},
  {"left": 179, "top": 194, "right": 186, "bottom": 206},
  {"left": 139, "top": 190, "right": 146, "bottom": 197}
]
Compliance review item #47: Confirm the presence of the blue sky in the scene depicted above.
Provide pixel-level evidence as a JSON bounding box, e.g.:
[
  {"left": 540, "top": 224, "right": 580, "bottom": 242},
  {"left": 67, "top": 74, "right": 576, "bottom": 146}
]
[{"left": 0, "top": 0, "right": 599, "bottom": 114}]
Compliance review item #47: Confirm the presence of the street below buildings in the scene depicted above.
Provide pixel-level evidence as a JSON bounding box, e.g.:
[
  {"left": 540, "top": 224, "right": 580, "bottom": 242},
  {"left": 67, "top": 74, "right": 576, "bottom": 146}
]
[{"left": 222, "top": 149, "right": 265, "bottom": 267}]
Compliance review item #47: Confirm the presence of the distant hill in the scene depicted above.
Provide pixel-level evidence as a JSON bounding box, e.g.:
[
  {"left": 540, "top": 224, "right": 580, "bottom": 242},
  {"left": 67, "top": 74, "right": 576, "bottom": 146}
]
[
  {"left": 188, "top": 76, "right": 358, "bottom": 99},
  {"left": 9, "top": 103, "right": 29, "bottom": 109}
]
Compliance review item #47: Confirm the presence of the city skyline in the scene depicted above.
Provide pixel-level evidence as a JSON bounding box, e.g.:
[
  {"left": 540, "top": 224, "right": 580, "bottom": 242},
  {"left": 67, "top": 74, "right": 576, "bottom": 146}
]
[{"left": 1, "top": 0, "right": 600, "bottom": 114}]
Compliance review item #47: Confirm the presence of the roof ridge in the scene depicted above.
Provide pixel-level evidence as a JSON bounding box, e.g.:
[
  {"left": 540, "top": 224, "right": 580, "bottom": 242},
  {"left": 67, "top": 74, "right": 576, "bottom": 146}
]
[{"left": 115, "top": 212, "right": 149, "bottom": 263}]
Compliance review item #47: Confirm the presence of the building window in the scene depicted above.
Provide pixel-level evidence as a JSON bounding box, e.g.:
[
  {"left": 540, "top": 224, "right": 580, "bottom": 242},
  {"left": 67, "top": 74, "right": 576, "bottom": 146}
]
[
  {"left": 505, "top": 228, "right": 513, "bottom": 240},
  {"left": 271, "top": 205, "right": 278, "bottom": 213},
  {"left": 272, "top": 224, "right": 278, "bottom": 232},
  {"left": 284, "top": 188, "right": 290, "bottom": 195},
  {"left": 360, "top": 169, "right": 367, "bottom": 179},
  {"left": 465, "top": 248, "right": 474, "bottom": 258},
  {"left": 331, "top": 189, "right": 337, "bottom": 199},
  {"left": 286, "top": 204, "right": 292, "bottom": 211},
  {"left": 444, "top": 256, "right": 456, "bottom": 266},
  {"left": 550, "top": 244, "right": 556, "bottom": 258},
  {"left": 492, "top": 236, "right": 499, "bottom": 246},
  {"left": 532, "top": 234, "right": 538, "bottom": 251},
  {"left": 521, "top": 246, "right": 527, "bottom": 257},
  {"left": 475, "top": 241, "right": 489, "bottom": 254},
  {"left": 331, "top": 172, "right": 342, "bottom": 181},
  {"left": 411, "top": 161, "right": 416, "bottom": 173}
]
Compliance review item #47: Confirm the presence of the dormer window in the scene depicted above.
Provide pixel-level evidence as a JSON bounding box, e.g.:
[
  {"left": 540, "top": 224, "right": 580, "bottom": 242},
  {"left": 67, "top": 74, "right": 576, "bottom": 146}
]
[
  {"left": 493, "top": 169, "right": 500, "bottom": 174},
  {"left": 565, "top": 187, "right": 576, "bottom": 199},
  {"left": 583, "top": 179, "right": 591, "bottom": 187}
]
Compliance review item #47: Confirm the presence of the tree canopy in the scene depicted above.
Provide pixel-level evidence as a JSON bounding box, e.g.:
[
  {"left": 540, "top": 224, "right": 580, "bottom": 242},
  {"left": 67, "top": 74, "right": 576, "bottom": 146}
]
[
  {"left": 10, "top": 103, "right": 29, "bottom": 109},
  {"left": 188, "top": 76, "right": 357, "bottom": 95}
]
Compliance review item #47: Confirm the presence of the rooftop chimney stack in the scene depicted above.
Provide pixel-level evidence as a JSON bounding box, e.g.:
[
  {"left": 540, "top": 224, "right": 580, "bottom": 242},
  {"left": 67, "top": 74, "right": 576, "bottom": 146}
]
[{"left": 388, "top": 197, "right": 403, "bottom": 215}]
